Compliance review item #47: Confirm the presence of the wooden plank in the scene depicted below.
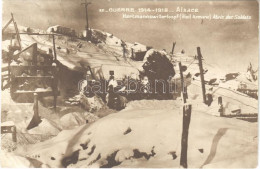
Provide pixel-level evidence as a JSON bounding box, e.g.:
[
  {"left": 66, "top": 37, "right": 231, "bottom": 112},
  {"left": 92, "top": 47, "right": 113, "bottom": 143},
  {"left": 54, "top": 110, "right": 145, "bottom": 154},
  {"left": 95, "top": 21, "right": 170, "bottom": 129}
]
[
  {"left": 10, "top": 66, "right": 55, "bottom": 77},
  {"left": 15, "top": 90, "right": 53, "bottom": 94},
  {"left": 10, "top": 66, "right": 55, "bottom": 72},
  {"left": 8, "top": 32, "right": 64, "bottom": 36},
  {"left": 223, "top": 113, "right": 257, "bottom": 118},
  {"left": 14, "top": 90, "right": 60, "bottom": 96},
  {"left": 14, "top": 76, "right": 54, "bottom": 79},
  {"left": 11, "top": 65, "right": 55, "bottom": 68}
]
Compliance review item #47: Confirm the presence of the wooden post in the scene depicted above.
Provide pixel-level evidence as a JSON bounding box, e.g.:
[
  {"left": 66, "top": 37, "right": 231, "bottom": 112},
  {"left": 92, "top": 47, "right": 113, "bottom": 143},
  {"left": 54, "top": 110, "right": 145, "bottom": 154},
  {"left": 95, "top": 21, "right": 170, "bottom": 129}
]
[
  {"left": 8, "top": 38, "right": 12, "bottom": 82},
  {"left": 52, "top": 63, "right": 57, "bottom": 110},
  {"left": 180, "top": 104, "right": 192, "bottom": 168},
  {"left": 179, "top": 62, "right": 192, "bottom": 168},
  {"left": 123, "top": 45, "right": 126, "bottom": 60},
  {"left": 218, "top": 96, "right": 224, "bottom": 116},
  {"left": 52, "top": 34, "right": 57, "bottom": 61},
  {"left": 218, "top": 96, "right": 222, "bottom": 105},
  {"left": 87, "top": 66, "right": 95, "bottom": 79},
  {"left": 12, "top": 126, "right": 17, "bottom": 142},
  {"left": 179, "top": 62, "right": 187, "bottom": 103},
  {"left": 197, "top": 47, "right": 206, "bottom": 103},
  {"left": 131, "top": 48, "right": 134, "bottom": 59},
  {"left": 11, "top": 13, "right": 22, "bottom": 50},
  {"left": 82, "top": 0, "right": 91, "bottom": 31},
  {"left": 32, "top": 43, "right": 38, "bottom": 65},
  {"left": 34, "top": 93, "right": 39, "bottom": 117},
  {"left": 171, "top": 42, "right": 176, "bottom": 54},
  {"left": 27, "top": 93, "right": 41, "bottom": 130},
  {"left": 32, "top": 43, "right": 38, "bottom": 75}
]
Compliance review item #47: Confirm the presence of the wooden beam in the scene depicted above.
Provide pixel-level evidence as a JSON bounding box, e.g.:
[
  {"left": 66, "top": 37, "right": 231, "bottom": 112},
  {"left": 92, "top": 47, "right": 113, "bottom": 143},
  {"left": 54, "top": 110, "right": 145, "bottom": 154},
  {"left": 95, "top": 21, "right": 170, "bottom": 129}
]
[
  {"left": 10, "top": 65, "right": 55, "bottom": 69},
  {"left": 11, "top": 13, "right": 22, "bottom": 50},
  {"left": 14, "top": 76, "right": 54, "bottom": 79},
  {"left": 7, "top": 32, "right": 66, "bottom": 36},
  {"left": 13, "top": 43, "right": 37, "bottom": 60},
  {"left": 197, "top": 47, "right": 206, "bottom": 103},
  {"left": 2, "top": 18, "right": 13, "bottom": 32}
]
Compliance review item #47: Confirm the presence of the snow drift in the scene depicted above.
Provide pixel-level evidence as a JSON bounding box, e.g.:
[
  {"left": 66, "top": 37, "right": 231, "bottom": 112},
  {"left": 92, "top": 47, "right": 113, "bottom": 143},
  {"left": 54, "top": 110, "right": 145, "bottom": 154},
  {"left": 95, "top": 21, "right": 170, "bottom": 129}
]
[{"left": 15, "top": 100, "right": 257, "bottom": 168}]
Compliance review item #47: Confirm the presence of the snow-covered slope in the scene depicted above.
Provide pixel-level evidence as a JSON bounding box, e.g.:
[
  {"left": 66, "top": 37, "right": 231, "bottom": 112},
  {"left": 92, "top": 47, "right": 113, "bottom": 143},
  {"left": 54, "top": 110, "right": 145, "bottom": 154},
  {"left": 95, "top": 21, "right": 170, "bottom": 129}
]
[{"left": 14, "top": 100, "right": 257, "bottom": 168}]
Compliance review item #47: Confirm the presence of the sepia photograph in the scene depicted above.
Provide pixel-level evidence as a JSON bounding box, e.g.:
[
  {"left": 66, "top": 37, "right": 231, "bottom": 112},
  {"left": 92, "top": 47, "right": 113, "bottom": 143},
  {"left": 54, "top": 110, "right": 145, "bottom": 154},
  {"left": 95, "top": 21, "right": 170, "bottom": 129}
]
[{"left": 0, "top": 0, "right": 259, "bottom": 168}]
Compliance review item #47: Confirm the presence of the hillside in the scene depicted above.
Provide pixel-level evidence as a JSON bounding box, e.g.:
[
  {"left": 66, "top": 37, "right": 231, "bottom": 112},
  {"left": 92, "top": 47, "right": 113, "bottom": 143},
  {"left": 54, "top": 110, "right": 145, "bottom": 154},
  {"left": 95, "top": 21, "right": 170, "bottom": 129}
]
[
  {"left": 8, "top": 100, "right": 258, "bottom": 168},
  {"left": 1, "top": 23, "right": 258, "bottom": 168}
]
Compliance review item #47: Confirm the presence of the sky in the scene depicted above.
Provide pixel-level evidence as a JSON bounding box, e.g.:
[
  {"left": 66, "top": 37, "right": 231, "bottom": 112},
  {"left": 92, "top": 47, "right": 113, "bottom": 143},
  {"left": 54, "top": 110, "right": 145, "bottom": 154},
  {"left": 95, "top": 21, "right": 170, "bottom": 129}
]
[{"left": 2, "top": 0, "right": 259, "bottom": 72}]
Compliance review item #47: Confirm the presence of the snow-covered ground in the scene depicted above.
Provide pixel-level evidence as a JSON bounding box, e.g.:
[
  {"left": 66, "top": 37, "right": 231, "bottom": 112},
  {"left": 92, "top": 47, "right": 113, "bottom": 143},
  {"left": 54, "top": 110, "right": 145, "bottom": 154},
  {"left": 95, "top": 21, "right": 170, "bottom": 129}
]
[
  {"left": 6, "top": 99, "right": 257, "bottom": 168},
  {"left": 1, "top": 24, "right": 258, "bottom": 168}
]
